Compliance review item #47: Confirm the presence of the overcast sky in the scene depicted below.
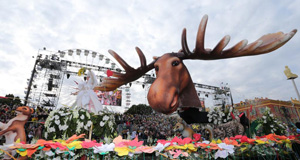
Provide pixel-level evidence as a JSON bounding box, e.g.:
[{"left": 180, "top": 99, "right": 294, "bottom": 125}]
[{"left": 0, "top": 0, "right": 299, "bottom": 108}]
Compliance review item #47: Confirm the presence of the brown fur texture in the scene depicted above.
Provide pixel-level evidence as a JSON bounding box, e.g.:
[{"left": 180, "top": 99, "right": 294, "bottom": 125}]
[
  {"left": 173, "top": 121, "right": 196, "bottom": 139},
  {"left": 0, "top": 106, "right": 34, "bottom": 160}
]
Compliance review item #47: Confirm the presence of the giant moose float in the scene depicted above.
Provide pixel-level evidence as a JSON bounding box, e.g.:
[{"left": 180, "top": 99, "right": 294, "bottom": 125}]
[{"left": 96, "top": 15, "right": 297, "bottom": 125}]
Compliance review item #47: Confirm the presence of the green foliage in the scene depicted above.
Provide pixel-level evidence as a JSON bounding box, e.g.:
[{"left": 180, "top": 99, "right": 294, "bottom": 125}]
[
  {"left": 124, "top": 104, "right": 154, "bottom": 115},
  {"left": 0, "top": 94, "right": 22, "bottom": 105}
]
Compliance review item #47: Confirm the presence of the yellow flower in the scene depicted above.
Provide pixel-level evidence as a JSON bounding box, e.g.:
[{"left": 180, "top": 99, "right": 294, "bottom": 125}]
[
  {"left": 66, "top": 141, "right": 83, "bottom": 149},
  {"left": 240, "top": 147, "right": 248, "bottom": 152},
  {"left": 170, "top": 144, "right": 197, "bottom": 152},
  {"left": 186, "top": 144, "right": 197, "bottom": 152},
  {"left": 164, "top": 146, "right": 174, "bottom": 150},
  {"left": 216, "top": 139, "right": 222, "bottom": 144},
  {"left": 114, "top": 147, "right": 134, "bottom": 156},
  {"left": 16, "top": 149, "right": 27, "bottom": 157},
  {"left": 255, "top": 140, "right": 268, "bottom": 144},
  {"left": 54, "top": 139, "right": 65, "bottom": 143}
]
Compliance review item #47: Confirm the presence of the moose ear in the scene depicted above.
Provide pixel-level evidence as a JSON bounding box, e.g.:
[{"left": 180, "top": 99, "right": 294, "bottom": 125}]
[{"left": 30, "top": 108, "right": 34, "bottom": 114}]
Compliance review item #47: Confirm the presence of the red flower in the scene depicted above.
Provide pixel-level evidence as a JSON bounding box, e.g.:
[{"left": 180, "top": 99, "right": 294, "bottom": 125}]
[{"left": 193, "top": 133, "right": 201, "bottom": 142}]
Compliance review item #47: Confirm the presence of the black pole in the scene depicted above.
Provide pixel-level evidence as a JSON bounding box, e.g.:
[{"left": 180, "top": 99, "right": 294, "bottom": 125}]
[
  {"left": 229, "top": 87, "right": 234, "bottom": 107},
  {"left": 24, "top": 52, "right": 41, "bottom": 106}
]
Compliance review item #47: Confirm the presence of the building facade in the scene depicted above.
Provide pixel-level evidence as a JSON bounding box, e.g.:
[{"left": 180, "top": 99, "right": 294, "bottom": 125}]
[{"left": 234, "top": 98, "right": 300, "bottom": 124}]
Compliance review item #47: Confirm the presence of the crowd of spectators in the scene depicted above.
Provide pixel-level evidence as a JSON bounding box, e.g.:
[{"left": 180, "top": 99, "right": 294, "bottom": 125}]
[
  {"left": 115, "top": 113, "right": 179, "bottom": 145},
  {"left": 0, "top": 104, "right": 51, "bottom": 144},
  {"left": 1, "top": 104, "right": 189, "bottom": 145}
]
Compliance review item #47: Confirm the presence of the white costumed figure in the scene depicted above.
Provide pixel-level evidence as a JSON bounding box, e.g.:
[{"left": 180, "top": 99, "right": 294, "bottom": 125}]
[{"left": 76, "top": 70, "right": 103, "bottom": 114}]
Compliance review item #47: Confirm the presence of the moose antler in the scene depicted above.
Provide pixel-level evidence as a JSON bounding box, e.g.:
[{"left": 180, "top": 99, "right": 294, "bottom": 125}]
[
  {"left": 96, "top": 15, "right": 297, "bottom": 91},
  {"left": 94, "top": 47, "right": 155, "bottom": 91},
  {"left": 181, "top": 14, "right": 297, "bottom": 60}
]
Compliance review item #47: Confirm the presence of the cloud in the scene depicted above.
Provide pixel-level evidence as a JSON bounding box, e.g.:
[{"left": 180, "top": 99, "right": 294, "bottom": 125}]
[{"left": 0, "top": 0, "right": 299, "bottom": 109}]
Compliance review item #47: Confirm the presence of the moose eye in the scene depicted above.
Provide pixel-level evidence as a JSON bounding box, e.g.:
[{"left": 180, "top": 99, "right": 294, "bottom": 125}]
[
  {"left": 155, "top": 66, "right": 159, "bottom": 71},
  {"left": 172, "top": 60, "right": 180, "bottom": 66}
]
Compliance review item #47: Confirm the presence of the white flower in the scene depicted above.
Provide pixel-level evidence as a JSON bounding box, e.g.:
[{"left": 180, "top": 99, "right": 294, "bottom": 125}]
[
  {"left": 100, "top": 121, "right": 105, "bottom": 127},
  {"left": 263, "top": 120, "right": 267, "bottom": 123},
  {"left": 215, "top": 143, "right": 234, "bottom": 159},
  {"left": 104, "top": 137, "right": 111, "bottom": 143},
  {"left": 53, "top": 157, "right": 61, "bottom": 160},
  {"left": 55, "top": 120, "right": 60, "bottom": 125},
  {"left": 214, "top": 119, "right": 217, "bottom": 124},
  {"left": 86, "top": 112, "right": 91, "bottom": 119},
  {"left": 93, "top": 143, "right": 115, "bottom": 153},
  {"left": 154, "top": 143, "right": 170, "bottom": 152},
  {"left": 270, "top": 114, "right": 273, "bottom": 117},
  {"left": 49, "top": 127, "right": 56, "bottom": 133},
  {"left": 208, "top": 118, "right": 212, "bottom": 122},
  {"left": 55, "top": 150, "right": 64, "bottom": 154},
  {"left": 61, "top": 113, "right": 70, "bottom": 116},
  {"left": 78, "top": 122, "right": 84, "bottom": 128},
  {"left": 59, "top": 125, "right": 68, "bottom": 131},
  {"left": 80, "top": 115, "right": 85, "bottom": 120},
  {"left": 108, "top": 121, "right": 113, "bottom": 127},
  {"left": 45, "top": 151, "right": 55, "bottom": 156},
  {"left": 87, "top": 121, "right": 92, "bottom": 127},
  {"left": 73, "top": 110, "right": 79, "bottom": 118},
  {"left": 262, "top": 116, "right": 266, "bottom": 119},
  {"left": 110, "top": 115, "right": 114, "bottom": 120},
  {"left": 54, "top": 115, "right": 59, "bottom": 120},
  {"left": 270, "top": 125, "right": 274, "bottom": 128},
  {"left": 69, "top": 151, "right": 75, "bottom": 156},
  {"left": 103, "top": 115, "right": 109, "bottom": 121},
  {"left": 45, "top": 132, "right": 48, "bottom": 139},
  {"left": 223, "top": 119, "right": 227, "bottom": 122}
]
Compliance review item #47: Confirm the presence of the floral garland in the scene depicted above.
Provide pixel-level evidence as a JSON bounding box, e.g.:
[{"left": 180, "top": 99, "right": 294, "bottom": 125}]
[
  {"left": 44, "top": 107, "right": 117, "bottom": 140},
  {"left": 7, "top": 133, "right": 299, "bottom": 159},
  {"left": 256, "top": 107, "right": 286, "bottom": 135},
  {"left": 207, "top": 106, "right": 239, "bottom": 125}
]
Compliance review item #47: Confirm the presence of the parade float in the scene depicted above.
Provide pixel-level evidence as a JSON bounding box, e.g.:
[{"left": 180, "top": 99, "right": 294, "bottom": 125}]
[{"left": 0, "top": 14, "right": 299, "bottom": 159}]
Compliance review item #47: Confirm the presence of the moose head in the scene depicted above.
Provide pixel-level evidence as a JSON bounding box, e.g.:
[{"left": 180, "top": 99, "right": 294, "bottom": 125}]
[{"left": 95, "top": 15, "right": 297, "bottom": 115}]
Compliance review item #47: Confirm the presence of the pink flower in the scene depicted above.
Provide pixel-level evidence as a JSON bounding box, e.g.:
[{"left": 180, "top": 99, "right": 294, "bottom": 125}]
[{"left": 81, "top": 140, "right": 102, "bottom": 148}]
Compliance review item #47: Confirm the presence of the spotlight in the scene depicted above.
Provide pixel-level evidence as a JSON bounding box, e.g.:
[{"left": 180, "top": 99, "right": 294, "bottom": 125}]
[
  {"left": 84, "top": 50, "right": 89, "bottom": 56},
  {"left": 92, "top": 52, "right": 97, "bottom": 58},
  {"left": 68, "top": 50, "right": 73, "bottom": 56},
  {"left": 99, "top": 54, "right": 104, "bottom": 60},
  {"left": 76, "top": 49, "right": 81, "bottom": 56},
  {"left": 105, "top": 58, "right": 110, "bottom": 64}
]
